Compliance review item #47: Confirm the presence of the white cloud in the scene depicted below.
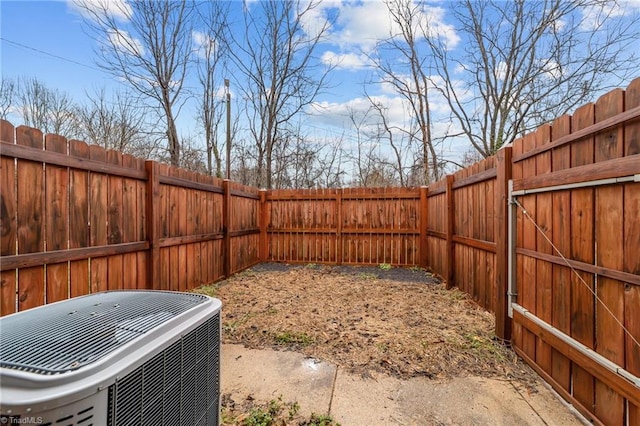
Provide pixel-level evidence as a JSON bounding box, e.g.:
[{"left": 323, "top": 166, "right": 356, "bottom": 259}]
[
  {"left": 454, "top": 63, "right": 467, "bottom": 74},
  {"left": 327, "top": 1, "right": 459, "bottom": 52},
  {"left": 298, "top": 0, "right": 342, "bottom": 40},
  {"left": 308, "top": 95, "right": 405, "bottom": 131},
  {"left": 321, "top": 51, "right": 371, "bottom": 70},
  {"left": 68, "top": 0, "right": 132, "bottom": 22},
  {"left": 107, "top": 29, "right": 144, "bottom": 56},
  {"left": 580, "top": 0, "right": 640, "bottom": 30},
  {"left": 417, "top": 3, "right": 460, "bottom": 50},
  {"left": 192, "top": 31, "right": 217, "bottom": 59},
  {"left": 540, "top": 59, "right": 563, "bottom": 80},
  {"left": 330, "top": 1, "right": 395, "bottom": 52}
]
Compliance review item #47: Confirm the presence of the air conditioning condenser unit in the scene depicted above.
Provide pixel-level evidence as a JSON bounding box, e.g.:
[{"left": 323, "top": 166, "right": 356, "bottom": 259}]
[{"left": 0, "top": 290, "right": 222, "bottom": 426}]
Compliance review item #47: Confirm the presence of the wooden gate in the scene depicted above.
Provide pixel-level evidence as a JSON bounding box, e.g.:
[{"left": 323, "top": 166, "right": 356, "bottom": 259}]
[{"left": 507, "top": 91, "right": 640, "bottom": 425}]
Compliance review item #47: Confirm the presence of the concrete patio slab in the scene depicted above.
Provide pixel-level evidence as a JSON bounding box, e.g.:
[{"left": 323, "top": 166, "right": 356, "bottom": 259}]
[
  {"left": 221, "top": 343, "right": 336, "bottom": 417},
  {"left": 221, "top": 344, "right": 586, "bottom": 425}
]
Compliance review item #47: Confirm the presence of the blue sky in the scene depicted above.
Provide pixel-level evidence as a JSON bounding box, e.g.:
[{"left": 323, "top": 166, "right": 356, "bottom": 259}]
[{"left": 2, "top": 0, "right": 640, "bottom": 169}]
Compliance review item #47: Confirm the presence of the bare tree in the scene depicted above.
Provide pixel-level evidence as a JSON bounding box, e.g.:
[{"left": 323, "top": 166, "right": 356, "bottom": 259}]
[
  {"left": 228, "top": 0, "right": 334, "bottom": 189},
  {"left": 425, "top": 0, "right": 640, "bottom": 156},
  {"left": 371, "top": 0, "right": 441, "bottom": 183},
  {"left": 75, "top": 0, "right": 193, "bottom": 165},
  {"left": 0, "top": 78, "right": 16, "bottom": 120},
  {"left": 347, "top": 107, "right": 372, "bottom": 187},
  {"left": 195, "top": 2, "right": 230, "bottom": 177},
  {"left": 17, "top": 77, "right": 80, "bottom": 137},
  {"left": 313, "top": 137, "right": 346, "bottom": 189},
  {"left": 76, "top": 87, "right": 160, "bottom": 158},
  {"left": 367, "top": 97, "right": 416, "bottom": 187}
]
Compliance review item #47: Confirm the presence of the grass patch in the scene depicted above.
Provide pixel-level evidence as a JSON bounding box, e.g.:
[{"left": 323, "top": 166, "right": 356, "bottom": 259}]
[
  {"left": 463, "top": 333, "right": 506, "bottom": 361},
  {"left": 357, "top": 272, "right": 378, "bottom": 280},
  {"left": 222, "top": 395, "right": 339, "bottom": 426},
  {"left": 449, "top": 288, "right": 467, "bottom": 301},
  {"left": 273, "top": 331, "right": 315, "bottom": 347},
  {"left": 379, "top": 263, "right": 392, "bottom": 270},
  {"left": 300, "top": 414, "right": 341, "bottom": 426},
  {"left": 193, "top": 284, "right": 219, "bottom": 298},
  {"left": 234, "top": 396, "right": 297, "bottom": 426}
]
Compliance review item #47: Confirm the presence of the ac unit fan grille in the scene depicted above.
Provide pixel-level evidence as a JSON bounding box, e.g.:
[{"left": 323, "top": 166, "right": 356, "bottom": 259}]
[
  {"left": 0, "top": 292, "right": 210, "bottom": 375},
  {"left": 107, "top": 313, "right": 220, "bottom": 426}
]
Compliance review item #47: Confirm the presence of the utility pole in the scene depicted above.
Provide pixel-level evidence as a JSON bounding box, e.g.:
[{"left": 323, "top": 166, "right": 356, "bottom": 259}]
[{"left": 225, "top": 79, "right": 231, "bottom": 180}]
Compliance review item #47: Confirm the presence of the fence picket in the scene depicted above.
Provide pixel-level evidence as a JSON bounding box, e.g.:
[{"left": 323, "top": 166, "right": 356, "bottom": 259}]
[
  {"left": 624, "top": 78, "right": 640, "bottom": 426},
  {"left": 16, "top": 126, "right": 45, "bottom": 311},
  {"left": 0, "top": 121, "right": 16, "bottom": 316},
  {"left": 44, "top": 133, "right": 69, "bottom": 303},
  {"left": 69, "top": 139, "right": 90, "bottom": 297},
  {"left": 550, "top": 114, "right": 572, "bottom": 394},
  {"left": 593, "top": 88, "right": 626, "bottom": 425},
  {"left": 570, "top": 103, "right": 596, "bottom": 416}
]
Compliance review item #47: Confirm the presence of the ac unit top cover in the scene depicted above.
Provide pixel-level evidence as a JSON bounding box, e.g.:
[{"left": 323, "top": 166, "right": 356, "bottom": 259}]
[{"left": 0, "top": 290, "right": 221, "bottom": 411}]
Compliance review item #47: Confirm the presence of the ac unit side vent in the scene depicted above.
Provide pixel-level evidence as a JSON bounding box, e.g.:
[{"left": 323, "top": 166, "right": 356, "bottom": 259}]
[
  {"left": 0, "top": 292, "right": 210, "bottom": 375},
  {"left": 36, "top": 405, "right": 94, "bottom": 426},
  {"left": 107, "top": 313, "right": 220, "bottom": 426}
]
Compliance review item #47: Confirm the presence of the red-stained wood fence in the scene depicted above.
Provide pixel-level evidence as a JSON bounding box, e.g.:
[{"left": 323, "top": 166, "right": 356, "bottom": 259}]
[
  {"left": 507, "top": 82, "right": 640, "bottom": 425},
  {"left": 261, "top": 187, "right": 426, "bottom": 266},
  {"left": 0, "top": 120, "right": 260, "bottom": 315}
]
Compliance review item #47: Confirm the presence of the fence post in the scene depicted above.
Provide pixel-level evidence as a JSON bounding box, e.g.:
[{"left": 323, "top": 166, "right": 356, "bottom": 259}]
[
  {"left": 145, "top": 161, "right": 160, "bottom": 290},
  {"left": 445, "top": 175, "right": 455, "bottom": 289},
  {"left": 419, "top": 186, "right": 428, "bottom": 268},
  {"left": 259, "top": 189, "right": 269, "bottom": 262},
  {"left": 495, "top": 146, "right": 513, "bottom": 341},
  {"left": 222, "top": 179, "right": 231, "bottom": 278},
  {"left": 336, "top": 189, "right": 343, "bottom": 265}
]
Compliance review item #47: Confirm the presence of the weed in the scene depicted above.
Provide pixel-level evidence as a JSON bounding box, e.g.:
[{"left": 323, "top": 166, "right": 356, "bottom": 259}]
[
  {"left": 243, "top": 407, "right": 275, "bottom": 426},
  {"left": 223, "top": 313, "right": 255, "bottom": 336},
  {"left": 379, "top": 263, "right": 392, "bottom": 270},
  {"left": 300, "top": 413, "right": 341, "bottom": 426},
  {"left": 288, "top": 401, "right": 300, "bottom": 419},
  {"left": 236, "top": 269, "right": 257, "bottom": 279},
  {"left": 240, "top": 396, "right": 283, "bottom": 426},
  {"left": 449, "top": 289, "right": 467, "bottom": 301},
  {"left": 305, "top": 263, "right": 319, "bottom": 269},
  {"left": 274, "top": 331, "right": 314, "bottom": 346},
  {"left": 463, "top": 333, "right": 505, "bottom": 361},
  {"left": 223, "top": 321, "right": 239, "bottom": 335},
  {"left": 357, "top": 272, "right": 378, "bottom": 280},
  {"left": 221, "top": 408, "right": 235, "bottom": 424},
  {"left": 193, "top": 284, "right": 219, "bottom": 297}
]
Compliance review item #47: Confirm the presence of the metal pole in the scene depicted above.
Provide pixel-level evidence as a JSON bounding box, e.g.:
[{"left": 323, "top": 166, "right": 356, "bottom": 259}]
[
  {"left": 225, "top": 79, "right": 231, "bottom": 180},
  {"left": 507, "top": 179, "right": 516, "bottom": 318}
]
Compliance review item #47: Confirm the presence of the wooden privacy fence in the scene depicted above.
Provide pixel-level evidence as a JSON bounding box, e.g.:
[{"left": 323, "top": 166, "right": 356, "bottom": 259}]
[
  {"left": 262, "top": 187, "right": 426, "bottom": 266},
  {"left": 0, "top": 119, "right": 260, "bottom": 315},
  {"left": 507, "top": 83, "right": 640, "bottom": 425},
  {"left": 1, "top": 79, "right": 639, "bottom": 426}
]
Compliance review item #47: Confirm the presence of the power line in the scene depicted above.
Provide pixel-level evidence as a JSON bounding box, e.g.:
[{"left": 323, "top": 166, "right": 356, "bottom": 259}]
[{"left": 0, "top": 37, "right": 103, "bottom": 72}]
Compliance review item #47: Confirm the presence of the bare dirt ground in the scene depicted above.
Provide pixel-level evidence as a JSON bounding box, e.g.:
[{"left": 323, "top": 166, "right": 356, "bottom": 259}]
[{"left": 195, "top": 263, "right": 541, "bottom": 424}]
